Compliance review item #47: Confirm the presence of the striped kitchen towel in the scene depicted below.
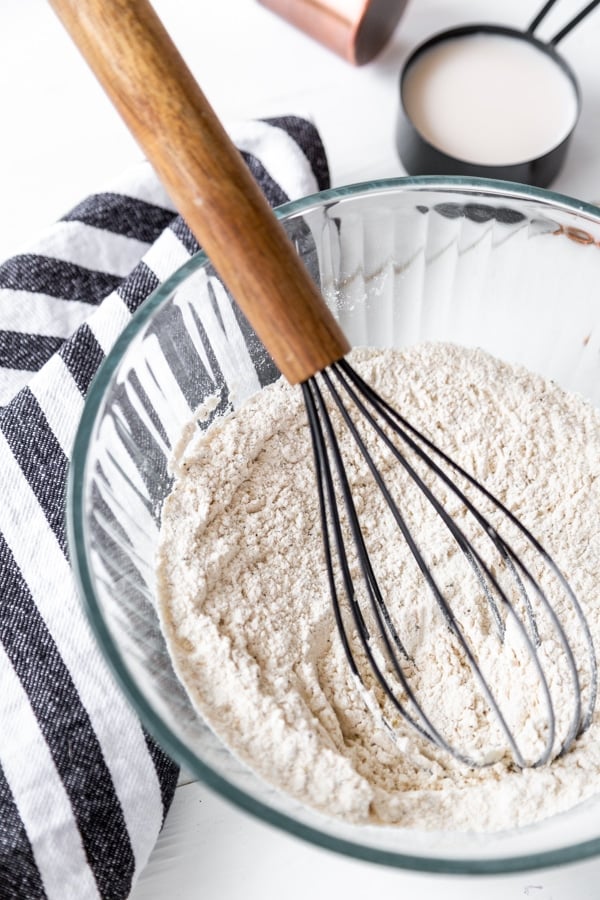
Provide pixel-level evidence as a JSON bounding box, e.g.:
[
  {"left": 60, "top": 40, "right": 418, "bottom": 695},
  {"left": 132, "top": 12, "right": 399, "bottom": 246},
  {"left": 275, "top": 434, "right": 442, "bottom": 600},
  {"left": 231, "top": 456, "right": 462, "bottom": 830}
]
[{"left": 0, "top": 115, "right": 330, "bottom": 900}]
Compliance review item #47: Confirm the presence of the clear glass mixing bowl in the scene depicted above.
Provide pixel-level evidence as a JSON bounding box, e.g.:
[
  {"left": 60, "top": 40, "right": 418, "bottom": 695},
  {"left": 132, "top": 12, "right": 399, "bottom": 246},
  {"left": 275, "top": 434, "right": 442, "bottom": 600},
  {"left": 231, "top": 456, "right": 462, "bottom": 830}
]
[{"left": 68, "top": 177, "right": 600, "bottom": 874}]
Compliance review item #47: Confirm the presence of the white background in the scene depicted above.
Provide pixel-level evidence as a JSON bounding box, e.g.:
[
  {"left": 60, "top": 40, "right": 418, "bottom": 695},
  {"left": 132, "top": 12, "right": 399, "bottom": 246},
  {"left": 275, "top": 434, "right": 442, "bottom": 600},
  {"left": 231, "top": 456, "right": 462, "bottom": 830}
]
[{"left": 2, "top": 1, "right": 600, "bottom": 898}]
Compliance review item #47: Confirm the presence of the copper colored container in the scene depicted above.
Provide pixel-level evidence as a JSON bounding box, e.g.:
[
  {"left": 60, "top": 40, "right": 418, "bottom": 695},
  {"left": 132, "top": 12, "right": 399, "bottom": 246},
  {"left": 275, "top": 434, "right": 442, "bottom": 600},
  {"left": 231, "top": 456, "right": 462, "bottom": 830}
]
[{"left": 258, "top": 0, "right": 409, "bottom": 65}]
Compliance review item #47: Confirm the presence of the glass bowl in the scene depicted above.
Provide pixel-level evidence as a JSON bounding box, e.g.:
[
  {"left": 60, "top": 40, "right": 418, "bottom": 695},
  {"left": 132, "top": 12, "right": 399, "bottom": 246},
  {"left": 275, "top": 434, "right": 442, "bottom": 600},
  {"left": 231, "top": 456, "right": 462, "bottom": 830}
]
[{"left": 68, "top": 176, "right": 600, "bottom": 874}]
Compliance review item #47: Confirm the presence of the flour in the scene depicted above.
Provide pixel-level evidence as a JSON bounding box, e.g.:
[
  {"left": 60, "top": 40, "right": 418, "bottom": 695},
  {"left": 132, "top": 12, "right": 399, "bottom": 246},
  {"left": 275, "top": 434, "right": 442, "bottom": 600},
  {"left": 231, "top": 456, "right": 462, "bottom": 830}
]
[{"left": 156, "top": 343, "right": 600, "bottom": 832}]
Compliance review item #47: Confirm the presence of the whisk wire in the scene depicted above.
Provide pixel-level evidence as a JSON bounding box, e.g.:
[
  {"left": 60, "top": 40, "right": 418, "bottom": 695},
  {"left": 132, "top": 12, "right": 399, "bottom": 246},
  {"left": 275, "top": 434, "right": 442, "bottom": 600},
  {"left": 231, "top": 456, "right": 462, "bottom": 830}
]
[
  {"left": 329, "top": 363, "right": 563, "bottom": 762},
  {"left": 317, "top": 368, "right": 543, "bottom": 766},
  {"left": 336, "top": 358, "right": 596, "bottom": 737},
  {"left": 303, "top": 377, "right": 453, "bottom": 755},
  {"left": 302, "top": 358, "right": 597, "bottom": 767},
  {"left": 305, "top": 372, "right": 521, "bottom": 765}
]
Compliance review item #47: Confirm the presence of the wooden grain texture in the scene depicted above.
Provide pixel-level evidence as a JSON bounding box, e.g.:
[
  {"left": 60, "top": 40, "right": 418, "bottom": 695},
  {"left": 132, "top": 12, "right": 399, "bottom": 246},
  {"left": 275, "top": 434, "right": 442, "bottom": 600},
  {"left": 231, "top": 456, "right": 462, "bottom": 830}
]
[{"left": 48, "top": 0, "right": 350, "bottom": 383}]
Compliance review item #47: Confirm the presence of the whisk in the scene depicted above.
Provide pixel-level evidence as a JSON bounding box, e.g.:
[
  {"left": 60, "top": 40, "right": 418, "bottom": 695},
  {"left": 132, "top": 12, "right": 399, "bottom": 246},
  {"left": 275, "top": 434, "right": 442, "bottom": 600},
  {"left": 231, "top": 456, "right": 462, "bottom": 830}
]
[
  {"left": 51, "top": 0, "right": 597, "bottom": 768},
  {"left": 303, "top": 357, "right": 598, "bottom": 766}
]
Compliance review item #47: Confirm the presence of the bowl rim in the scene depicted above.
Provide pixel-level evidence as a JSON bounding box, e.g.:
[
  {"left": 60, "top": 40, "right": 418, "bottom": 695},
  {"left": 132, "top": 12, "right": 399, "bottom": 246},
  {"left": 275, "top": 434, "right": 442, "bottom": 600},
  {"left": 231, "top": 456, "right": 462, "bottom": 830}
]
[{"left": 67, "top": 174, "right": 600, "bottom": 875}]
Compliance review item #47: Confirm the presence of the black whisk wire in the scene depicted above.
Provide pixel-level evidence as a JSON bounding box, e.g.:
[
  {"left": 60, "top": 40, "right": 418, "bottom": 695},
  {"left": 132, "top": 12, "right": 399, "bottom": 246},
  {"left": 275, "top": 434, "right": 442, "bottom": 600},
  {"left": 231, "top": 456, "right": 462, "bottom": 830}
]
[
  {"left": 303, "top": 376, "right": 456, "bottom": 757},
  {"left": 306, "top": 369, "right": 544, "bottom": 766},
  {"left": 337, "top": 358, "right": 597, "bottom": 737},
  {"left": 301, "top": 357, "right": 597, "bottom": 768}
]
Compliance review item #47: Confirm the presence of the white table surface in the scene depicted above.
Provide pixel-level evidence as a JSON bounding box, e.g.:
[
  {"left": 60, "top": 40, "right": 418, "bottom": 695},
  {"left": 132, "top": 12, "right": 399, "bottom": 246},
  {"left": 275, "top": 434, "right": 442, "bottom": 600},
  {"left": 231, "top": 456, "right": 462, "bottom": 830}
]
[{"left": 3, "top": 1, "right": 600, "bottom": 898}]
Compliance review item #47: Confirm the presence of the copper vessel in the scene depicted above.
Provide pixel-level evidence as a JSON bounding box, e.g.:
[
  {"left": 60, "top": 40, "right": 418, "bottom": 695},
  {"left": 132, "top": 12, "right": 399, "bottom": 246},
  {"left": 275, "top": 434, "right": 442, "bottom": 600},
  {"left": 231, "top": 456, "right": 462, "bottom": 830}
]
[{"left": 258, "top": 0, "right": 408, "bottom": 65}]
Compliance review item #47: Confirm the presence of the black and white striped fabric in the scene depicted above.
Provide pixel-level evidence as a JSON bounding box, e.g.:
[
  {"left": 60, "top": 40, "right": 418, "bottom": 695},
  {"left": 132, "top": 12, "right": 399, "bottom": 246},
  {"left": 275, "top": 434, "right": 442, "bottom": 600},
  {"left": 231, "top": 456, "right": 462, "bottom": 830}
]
[{"left": 0, "top": 115, "right": 330, "bottom": 900}]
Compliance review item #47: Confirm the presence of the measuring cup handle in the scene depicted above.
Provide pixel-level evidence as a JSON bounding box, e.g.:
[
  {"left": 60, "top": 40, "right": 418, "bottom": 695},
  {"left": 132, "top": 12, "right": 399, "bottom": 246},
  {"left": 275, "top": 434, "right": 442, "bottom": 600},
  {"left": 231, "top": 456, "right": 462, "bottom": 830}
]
[{"left": 527, "top": 0, "right": 600, "bottom": 45}]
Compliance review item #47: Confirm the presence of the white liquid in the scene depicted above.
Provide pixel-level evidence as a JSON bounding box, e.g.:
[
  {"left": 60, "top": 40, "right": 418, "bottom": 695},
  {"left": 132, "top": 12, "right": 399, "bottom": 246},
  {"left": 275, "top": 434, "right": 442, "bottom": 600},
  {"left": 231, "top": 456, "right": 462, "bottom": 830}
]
[{"left": 402, "top": 33, "right": 578, "bottom": 166}]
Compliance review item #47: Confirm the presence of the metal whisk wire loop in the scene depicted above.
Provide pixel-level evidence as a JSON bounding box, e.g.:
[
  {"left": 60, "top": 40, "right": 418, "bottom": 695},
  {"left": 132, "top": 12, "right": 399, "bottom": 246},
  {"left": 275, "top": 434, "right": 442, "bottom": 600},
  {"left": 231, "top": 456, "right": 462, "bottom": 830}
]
[{"left": 302, "top": 358, "right": 597, "bottom": 768}]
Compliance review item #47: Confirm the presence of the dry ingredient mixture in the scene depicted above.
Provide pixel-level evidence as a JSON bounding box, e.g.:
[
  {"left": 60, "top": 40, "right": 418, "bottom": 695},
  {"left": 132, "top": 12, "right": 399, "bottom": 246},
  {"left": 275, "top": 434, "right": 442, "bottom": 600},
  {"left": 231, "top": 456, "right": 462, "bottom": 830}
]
[{"left": 156, "top": 344, "right": 600, "bottom": 832}]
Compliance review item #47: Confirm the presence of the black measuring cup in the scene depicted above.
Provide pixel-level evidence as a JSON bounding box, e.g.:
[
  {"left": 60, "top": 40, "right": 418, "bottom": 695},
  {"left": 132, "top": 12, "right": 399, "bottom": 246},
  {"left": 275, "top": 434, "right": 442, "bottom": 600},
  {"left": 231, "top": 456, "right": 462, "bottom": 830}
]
[{"left": 396, "top": 0, "right": 599, "bottom": 187}]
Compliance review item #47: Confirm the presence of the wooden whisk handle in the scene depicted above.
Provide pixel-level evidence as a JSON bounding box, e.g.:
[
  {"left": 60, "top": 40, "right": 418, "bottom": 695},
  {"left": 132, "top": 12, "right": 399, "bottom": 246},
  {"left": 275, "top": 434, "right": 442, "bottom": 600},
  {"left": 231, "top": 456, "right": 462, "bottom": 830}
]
[{"left": 48, "top": 0, "right": 350, "bottom": 383}]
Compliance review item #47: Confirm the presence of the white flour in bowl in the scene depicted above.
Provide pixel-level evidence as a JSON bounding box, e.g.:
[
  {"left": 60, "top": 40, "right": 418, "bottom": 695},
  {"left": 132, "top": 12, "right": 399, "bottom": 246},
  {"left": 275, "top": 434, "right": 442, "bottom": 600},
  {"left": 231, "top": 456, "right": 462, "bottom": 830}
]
[{"left": 156, "top": 343, "right": 600, "bottom": 831}]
